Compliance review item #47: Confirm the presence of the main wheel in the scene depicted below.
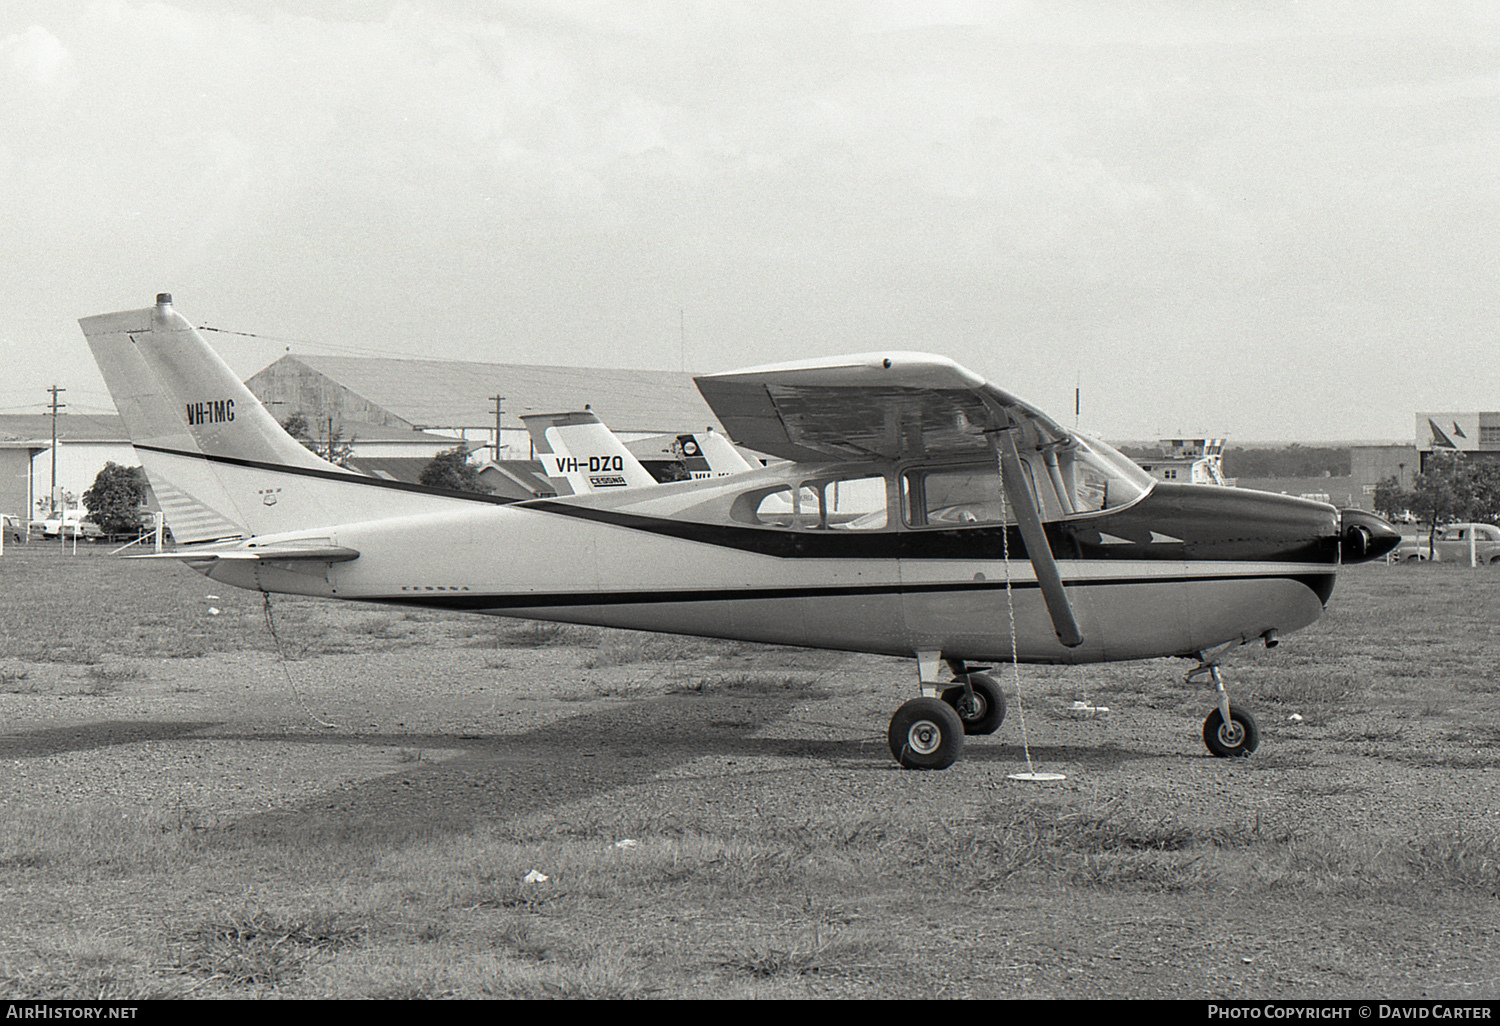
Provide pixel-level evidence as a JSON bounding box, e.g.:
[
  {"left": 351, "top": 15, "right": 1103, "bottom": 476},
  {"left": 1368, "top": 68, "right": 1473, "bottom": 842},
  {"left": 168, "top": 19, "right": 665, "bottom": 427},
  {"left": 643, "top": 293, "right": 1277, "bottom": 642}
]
[
  {"left": 1203, "top": 706, "right": 1260, "bottom": 757},
  {"left": 888, "top": 698, "right": 964, "bottom": 770},
  {"left": 941, "top": 672, "right": 1006, "bottom": 735}
]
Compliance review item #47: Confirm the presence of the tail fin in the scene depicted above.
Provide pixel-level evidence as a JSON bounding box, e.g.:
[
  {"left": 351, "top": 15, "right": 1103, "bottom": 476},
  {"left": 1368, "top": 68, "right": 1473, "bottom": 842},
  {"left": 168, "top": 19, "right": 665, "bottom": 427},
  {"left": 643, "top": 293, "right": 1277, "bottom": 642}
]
[
  {"left": 680, "top": 428, "right": 755, "bottom": 477},
  {"left": 80, "top": 294, "right": 491, "bottom": 542},
  {"left": 521, "top": 411, "right": 659, "bottom": 495}
]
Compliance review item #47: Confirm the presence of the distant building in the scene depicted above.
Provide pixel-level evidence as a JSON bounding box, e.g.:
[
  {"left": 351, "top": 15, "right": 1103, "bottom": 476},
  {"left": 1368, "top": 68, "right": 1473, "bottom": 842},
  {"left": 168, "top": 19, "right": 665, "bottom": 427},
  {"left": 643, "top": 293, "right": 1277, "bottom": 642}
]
[
  {"left": 1415, "top": 413, "right": 1500, "bottom": 471},
  {"left": 1134, "top": 438, "right": 1233, "bottom": 486},
  {"left": 0, "top": 414, "right": 138, "bottom": 525},
  {"left": 1349, "top": 444, "right": 1418, "bottom": 512},
  {"left": 244, "top": 354, "right": 723, "bottom": 462},
  {"left": 1342, "top": 415, "right": 1500, "bottom": 516}
]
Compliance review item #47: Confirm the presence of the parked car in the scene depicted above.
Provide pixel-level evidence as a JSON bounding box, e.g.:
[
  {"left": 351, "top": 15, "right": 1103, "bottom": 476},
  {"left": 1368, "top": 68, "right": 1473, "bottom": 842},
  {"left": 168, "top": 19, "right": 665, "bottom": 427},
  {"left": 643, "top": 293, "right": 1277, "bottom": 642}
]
[
  {"left": 37, "top": 511, "right": 102, "bottom": 540},
  {"left": 1394, "top": 534, "right": 1432, "bottom": 561},
  {"left": 1431, "top": 523, "right": 1500, "bottom": 564},
  {"left": 2, "top": 514, "right": 24, "bottom": 543}
]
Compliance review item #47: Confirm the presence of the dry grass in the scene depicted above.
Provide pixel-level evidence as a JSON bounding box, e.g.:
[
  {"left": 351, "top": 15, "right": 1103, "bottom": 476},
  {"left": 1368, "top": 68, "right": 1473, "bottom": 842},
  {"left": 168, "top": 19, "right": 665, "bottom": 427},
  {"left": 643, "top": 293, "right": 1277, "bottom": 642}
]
[{"left": 3, "top": 550, "right": 1500, "bottom": 997}]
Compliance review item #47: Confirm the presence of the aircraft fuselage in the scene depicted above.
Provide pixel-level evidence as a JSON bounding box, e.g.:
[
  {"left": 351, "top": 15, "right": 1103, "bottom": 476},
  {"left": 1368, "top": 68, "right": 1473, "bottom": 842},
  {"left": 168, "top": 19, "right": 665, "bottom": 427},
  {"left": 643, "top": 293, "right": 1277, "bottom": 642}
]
[{"left": 199, "top": 465, "right": 1340, "bottom": 666}]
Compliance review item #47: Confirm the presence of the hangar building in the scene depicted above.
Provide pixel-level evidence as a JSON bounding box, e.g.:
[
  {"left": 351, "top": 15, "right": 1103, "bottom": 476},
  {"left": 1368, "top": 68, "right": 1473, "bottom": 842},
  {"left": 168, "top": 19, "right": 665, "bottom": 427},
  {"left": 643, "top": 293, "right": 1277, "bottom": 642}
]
[
  {"left": 2, "top": 355, "right": 722, "bottom": 533},
  {"left": 244, "top": 354, "right": 723, "bottom": 463}
]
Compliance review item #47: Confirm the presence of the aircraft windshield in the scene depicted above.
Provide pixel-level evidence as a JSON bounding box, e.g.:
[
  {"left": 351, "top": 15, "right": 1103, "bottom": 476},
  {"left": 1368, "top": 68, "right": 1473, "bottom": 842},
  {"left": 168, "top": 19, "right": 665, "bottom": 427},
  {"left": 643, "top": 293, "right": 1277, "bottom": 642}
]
[
  {"left": 901, "top": 435, "right": 1151, "bottom": 527},
  {"left": 1054, "top": 434, "right": 1154, "bottom": 516}
]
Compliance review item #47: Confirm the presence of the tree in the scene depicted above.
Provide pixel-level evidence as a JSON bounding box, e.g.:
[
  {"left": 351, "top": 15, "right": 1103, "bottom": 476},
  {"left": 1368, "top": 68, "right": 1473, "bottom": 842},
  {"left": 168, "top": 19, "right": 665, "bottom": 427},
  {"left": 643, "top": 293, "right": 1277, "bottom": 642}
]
[
  {"left": 82, "top": 463, "right": 147, "bottom": 536},
  {"left": 420, "top": 446, "right": 492, "bottom": 494},
  {"left": 281, "top": 413, "right": 355, "bottom": 467},
  {"left": 1372, "top": 476, "right": 1410, "bottom": 522},
  {"left": 1387, "top": 451, "right": 1500, "bottom": 550}
]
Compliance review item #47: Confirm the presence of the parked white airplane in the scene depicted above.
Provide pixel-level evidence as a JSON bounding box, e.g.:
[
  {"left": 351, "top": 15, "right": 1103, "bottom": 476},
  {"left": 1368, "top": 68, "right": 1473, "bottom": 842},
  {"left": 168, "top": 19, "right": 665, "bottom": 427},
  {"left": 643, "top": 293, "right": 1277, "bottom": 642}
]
[
  {"left": 522, "top": 411, "right": 755, "bottom": 495},
  {"left": 80, "top": 295, "right": 1399, "bottom": 769},
  {"left": 521, "top": 410, "right": 660, "bottom": 495}
]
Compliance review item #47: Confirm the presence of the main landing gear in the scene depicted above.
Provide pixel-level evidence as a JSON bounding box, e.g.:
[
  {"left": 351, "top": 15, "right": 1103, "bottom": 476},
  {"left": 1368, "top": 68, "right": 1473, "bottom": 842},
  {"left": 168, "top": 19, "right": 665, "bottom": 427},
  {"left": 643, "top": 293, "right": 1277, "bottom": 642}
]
[
  {"left": 888, "top": 658, "right": 1007, "bottom": 769},
  {"left": 887, "top": 645, "right": 1270, "bottom": 768}
]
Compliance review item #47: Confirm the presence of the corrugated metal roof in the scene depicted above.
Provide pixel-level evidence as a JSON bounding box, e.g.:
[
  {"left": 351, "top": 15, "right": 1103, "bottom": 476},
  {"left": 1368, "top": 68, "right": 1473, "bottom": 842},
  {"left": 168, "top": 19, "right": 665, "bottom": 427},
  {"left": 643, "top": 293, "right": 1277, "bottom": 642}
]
[
  {"left": 0, "top": 414, "right": 129, "bottom": 443},
  {"left": 0, "top": 413, "right": 452, "bottom": 446},
  {"left": 259, "top": 354, "right": 721, "bottom": 434},
  {"left": 292, "top": 420, "right": 458, "bottom": 444}
]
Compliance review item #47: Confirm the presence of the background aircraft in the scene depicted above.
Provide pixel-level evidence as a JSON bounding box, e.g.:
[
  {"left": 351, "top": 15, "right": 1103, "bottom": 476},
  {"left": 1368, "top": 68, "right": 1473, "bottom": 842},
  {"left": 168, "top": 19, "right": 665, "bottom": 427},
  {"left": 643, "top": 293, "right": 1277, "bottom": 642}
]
[
  {"left": 521, "top": 410, "right": 660, "bottom": 494},
  {"left": 80, "top": 295, "right": 1399, "bottom": 769},
  {"left": 523, "top": 411, "right": 754, "bottom": 494}
]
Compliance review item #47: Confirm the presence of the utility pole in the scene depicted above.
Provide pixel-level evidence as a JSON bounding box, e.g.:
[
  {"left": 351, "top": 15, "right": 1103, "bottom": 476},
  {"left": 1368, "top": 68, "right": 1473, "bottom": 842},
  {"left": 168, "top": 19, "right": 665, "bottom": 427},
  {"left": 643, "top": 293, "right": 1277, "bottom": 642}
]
[
  {"left": 46, "top": 385, "right": 65, "bottom": 514},
  {"left": 490, "top": 395, "right": 504, "bottom": 461}
]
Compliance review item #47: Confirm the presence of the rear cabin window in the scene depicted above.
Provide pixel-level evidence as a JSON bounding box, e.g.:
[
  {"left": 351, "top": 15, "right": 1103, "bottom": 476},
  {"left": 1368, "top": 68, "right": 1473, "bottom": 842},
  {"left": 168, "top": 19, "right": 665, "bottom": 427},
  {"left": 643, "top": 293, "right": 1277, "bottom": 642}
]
[{"left": 734, "top": 475, "right": 889, "bottom": 530}]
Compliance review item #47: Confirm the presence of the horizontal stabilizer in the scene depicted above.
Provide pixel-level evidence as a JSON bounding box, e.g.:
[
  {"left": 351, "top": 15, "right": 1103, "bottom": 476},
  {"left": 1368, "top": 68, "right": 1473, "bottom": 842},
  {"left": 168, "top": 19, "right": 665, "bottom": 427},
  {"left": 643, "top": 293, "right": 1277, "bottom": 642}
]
[{"left": 132, "top": 544, "right": 360, "bottom": 563}]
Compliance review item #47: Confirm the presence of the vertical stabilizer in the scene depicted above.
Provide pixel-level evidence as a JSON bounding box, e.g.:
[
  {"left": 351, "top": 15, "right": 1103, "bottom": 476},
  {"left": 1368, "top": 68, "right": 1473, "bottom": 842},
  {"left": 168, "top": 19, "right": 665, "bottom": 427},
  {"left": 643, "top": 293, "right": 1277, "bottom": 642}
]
[
  {"left": 522, "top": 411, "right": 659, "bottom": 495},
  {"left": 80, "top": 295, "right": 489, "bottom": 542},
  {"left": 682, "top": 427, "right": 755, "bottom": 476}
]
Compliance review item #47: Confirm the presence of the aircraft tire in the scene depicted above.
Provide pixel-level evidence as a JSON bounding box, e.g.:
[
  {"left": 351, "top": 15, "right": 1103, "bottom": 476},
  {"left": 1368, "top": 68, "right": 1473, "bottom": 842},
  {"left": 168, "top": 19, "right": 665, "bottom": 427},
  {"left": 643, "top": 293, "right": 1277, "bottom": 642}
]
[
  {"left": 942, "top": 673, "right": 1006, "bottom": 735},
  {"left": 1203, "top": 706, "right": 1260, "bottom": 758},
  {"left": 888, "top": 698, "right": 964, "bottom": 770}
]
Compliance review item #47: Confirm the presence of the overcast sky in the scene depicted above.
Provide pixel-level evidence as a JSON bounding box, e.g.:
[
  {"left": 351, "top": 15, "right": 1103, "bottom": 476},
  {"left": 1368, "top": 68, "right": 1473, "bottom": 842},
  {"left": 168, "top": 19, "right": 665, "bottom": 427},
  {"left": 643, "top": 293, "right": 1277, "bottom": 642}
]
[{"left": 2, "top": 1, "right": 1497, "bottom": 443}]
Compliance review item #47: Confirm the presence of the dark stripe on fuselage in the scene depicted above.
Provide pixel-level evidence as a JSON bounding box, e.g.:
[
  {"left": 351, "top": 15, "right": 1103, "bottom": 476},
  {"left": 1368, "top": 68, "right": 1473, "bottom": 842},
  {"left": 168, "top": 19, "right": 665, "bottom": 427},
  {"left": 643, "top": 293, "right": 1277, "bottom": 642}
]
[
  {"left": 362, "top": 571, "right": 1338, "bottom": 612},
  {"left": 525, "top": 484, "right": 1342, "bottom": 565},
  {"left": 141, "top": 443, "right": 1341, "bottom": 566}
]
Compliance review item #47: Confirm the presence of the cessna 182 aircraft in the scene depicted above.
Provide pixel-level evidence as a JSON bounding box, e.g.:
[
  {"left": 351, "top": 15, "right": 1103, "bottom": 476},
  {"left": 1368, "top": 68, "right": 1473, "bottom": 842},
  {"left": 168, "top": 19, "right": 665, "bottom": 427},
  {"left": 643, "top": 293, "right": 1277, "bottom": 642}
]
[{"left": 80, "top": 295, "right": 1399, "bottom": 770}]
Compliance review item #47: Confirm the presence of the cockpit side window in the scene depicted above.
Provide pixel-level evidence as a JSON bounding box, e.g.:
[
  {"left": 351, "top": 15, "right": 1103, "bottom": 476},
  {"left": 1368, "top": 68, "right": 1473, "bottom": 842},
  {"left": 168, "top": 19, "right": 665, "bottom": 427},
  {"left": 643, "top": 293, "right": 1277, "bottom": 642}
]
[
  {"left": 899, "top": 444, "right": 1145, "bottom": 527},
  {"left": 903, "top": 464, "right": 1023, "bottom": 527}
]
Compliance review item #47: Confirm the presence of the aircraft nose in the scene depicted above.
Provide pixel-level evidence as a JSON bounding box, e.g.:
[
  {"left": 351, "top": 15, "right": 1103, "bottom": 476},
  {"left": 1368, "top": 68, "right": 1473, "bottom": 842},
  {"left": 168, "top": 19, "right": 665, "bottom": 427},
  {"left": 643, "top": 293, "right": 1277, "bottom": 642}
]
[{"left": 1339, "top": 508, "right": 1400, "bottom": 563}]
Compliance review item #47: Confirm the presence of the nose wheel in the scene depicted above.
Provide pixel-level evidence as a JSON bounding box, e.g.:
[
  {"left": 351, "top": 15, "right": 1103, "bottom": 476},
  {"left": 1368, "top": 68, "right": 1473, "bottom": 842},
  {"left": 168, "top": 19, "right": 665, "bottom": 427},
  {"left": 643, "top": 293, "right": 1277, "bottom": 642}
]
[
  {"left": 1188, "top": 649, "right": 1261, "bottom": 757},
  {"left": 1203, "top": 705, "right": 1259, "bottom": 757}
]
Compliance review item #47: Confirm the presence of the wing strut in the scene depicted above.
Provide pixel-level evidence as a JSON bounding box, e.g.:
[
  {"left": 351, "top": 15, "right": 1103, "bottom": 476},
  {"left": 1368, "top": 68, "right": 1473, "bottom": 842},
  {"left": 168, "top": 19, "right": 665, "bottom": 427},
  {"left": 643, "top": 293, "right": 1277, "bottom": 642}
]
[{"left": 998, "top": 430, "right": 1084, "bottom": 648}]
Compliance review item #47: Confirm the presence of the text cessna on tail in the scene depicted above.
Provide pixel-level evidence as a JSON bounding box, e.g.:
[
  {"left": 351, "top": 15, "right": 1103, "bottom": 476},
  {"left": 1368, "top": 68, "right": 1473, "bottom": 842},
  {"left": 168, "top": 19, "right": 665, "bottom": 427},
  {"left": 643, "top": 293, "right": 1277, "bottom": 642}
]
[{"left": 80, "top": 295, "right": 1398, "bottom": 769}]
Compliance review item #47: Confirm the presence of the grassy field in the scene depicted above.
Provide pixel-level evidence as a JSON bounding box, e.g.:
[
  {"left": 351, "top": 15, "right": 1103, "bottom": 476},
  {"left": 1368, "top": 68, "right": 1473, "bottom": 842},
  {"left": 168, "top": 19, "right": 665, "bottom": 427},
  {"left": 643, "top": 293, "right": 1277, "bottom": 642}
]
[{"left": 2, "top": 543, "right": 1499, "bottom": 999}]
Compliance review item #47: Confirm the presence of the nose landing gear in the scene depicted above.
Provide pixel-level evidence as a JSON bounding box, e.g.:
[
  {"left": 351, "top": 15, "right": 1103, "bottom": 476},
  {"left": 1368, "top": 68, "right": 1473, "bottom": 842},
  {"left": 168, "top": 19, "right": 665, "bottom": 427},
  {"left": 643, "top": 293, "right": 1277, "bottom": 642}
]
[{"left": 1187, "top": 646, "right": 1261, "bottom": 758}]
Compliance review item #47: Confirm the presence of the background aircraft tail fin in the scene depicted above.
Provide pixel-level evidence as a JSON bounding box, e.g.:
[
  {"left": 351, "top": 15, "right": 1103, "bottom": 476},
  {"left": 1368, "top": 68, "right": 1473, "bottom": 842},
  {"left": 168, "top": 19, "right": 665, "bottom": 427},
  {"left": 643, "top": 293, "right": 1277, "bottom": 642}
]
[
  {"left": 521, "top": 410, "right": 659, "bottom": 495},
  {"left": 683, "top": 428, "right": 755, "bottom": 475}
]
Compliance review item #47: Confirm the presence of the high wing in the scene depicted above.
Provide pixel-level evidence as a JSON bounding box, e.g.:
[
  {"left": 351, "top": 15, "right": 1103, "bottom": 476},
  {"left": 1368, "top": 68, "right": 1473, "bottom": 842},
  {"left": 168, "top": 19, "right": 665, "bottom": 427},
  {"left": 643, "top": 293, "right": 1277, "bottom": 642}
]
[
  {"left": 696, "top": 352, "right": 1085, "bottom": 647},
  {"left": 694, "top": 352, "right": 1072, "bottom": 465}
]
